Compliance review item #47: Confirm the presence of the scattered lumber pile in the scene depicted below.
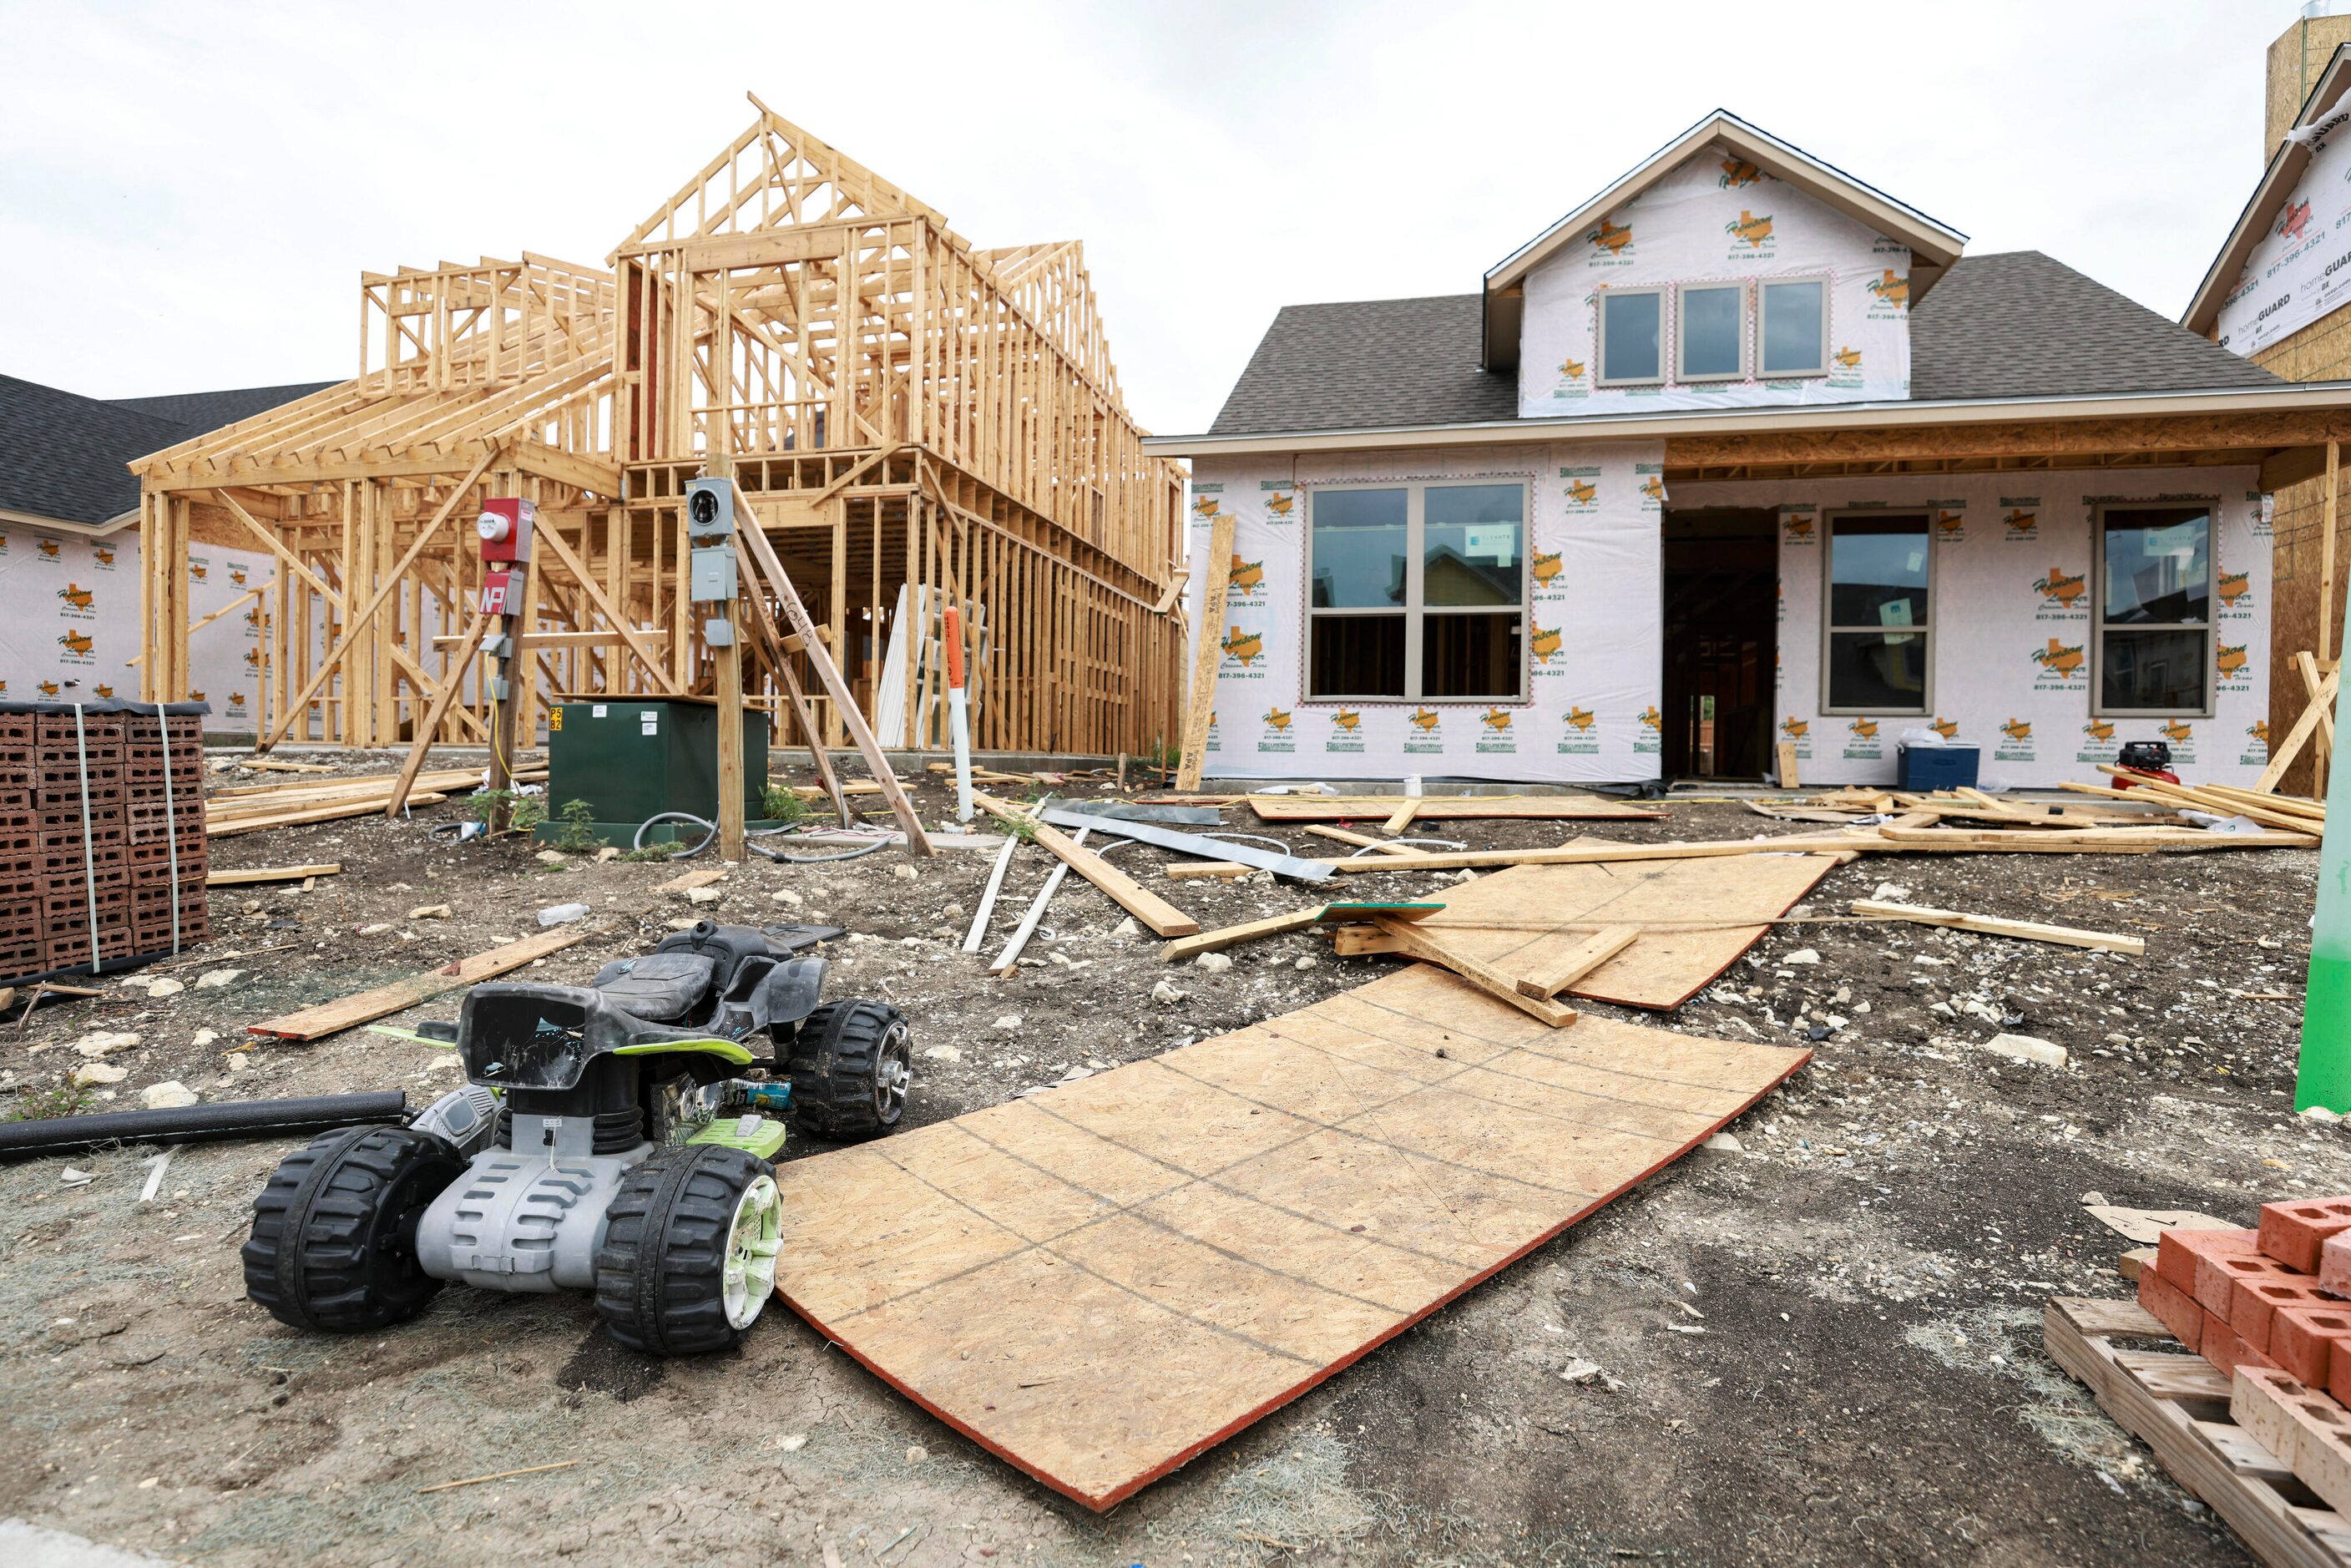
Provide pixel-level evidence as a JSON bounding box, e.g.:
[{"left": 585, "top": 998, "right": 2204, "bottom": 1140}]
[{"left": 205, "top": 766, "right": 547, "bottom": 838}]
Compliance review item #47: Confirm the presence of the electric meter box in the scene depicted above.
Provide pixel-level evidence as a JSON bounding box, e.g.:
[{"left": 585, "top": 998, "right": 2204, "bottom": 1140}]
[{"left": 537, "top": 699, "right": 775, "bottom": 846}]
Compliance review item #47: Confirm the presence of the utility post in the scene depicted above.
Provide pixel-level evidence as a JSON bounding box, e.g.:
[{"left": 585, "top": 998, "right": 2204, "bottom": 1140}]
[
  {"left": 686, "top": 476, "right": 746, "bottom": 862},
  {"left": 473, "top": 496, "right": 536, "bottom": 832}
]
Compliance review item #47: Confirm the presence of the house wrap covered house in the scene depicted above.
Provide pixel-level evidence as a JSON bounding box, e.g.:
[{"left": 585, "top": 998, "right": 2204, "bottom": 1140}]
[{"left": 1149, "top": 110, "right": 2351, "bottom": 788}]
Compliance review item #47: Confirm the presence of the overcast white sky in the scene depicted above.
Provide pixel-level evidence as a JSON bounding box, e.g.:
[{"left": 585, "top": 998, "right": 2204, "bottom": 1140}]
[{"left": 0, "top": 0, "right": 2308, "bottom": 435}]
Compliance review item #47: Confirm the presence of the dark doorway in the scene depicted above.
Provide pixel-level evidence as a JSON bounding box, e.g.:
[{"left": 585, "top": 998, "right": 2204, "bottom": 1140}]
[{"left": 1661, "top": 508, "right": 1777, "bottom": 779}]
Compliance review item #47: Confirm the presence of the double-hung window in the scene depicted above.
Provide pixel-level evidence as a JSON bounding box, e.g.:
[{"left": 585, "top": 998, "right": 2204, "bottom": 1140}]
[
  {"left": 2095, "top": 503, "right": 2213, "bottom": 715},
  {"left": 1822, "top": 511, "right": 1931, "bottom": 712},
  {"left": 1758, "top": 276, "right": 1828, "bottom": 377},
  {"left": 1308, "top": 481, "right": 1527, "bottom": 701}
]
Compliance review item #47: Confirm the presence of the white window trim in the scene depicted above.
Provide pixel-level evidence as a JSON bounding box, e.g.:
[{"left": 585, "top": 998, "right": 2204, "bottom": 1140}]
[
  {"left": 1304, "top": 478, "right": 1531, "bottom": 703},
  {"left": 1675, "top": 281, "right": 1748, "bottom": 384},
  {"left": 1818, "top": 508, "right": 1934, "bottom": 716},
  {"left": 1758, "top": 274, "right": 1833, "bottom": 380},
  {"left": 2091, "top": 499, "right": 2217, "bottom": 721},
  {"left": 1595, "top": 286, "right": 1668, "bottom": 387}
]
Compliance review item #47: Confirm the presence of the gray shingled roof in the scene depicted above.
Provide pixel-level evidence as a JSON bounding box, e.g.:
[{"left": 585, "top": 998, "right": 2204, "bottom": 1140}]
[
  {"left": 108, "top": 381, "right": 336, "bottom": 432},
  {"left": 0, "top": 376, "right": 336, "bottom": 529},
  {"left": 1205, "top": 250, "right": 2284, "bottom": 438},
  {"left": 1909, "top": 250, "right": 2279, "bottom": 400},
  {"left": 0, "top": 376, "right": 192, "bottom": 527}
]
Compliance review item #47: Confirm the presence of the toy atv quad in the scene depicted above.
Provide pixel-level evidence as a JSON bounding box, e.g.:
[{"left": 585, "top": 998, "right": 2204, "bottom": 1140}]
[{"left": 241, "top": 920, "right": 912, "bottom": 1355}]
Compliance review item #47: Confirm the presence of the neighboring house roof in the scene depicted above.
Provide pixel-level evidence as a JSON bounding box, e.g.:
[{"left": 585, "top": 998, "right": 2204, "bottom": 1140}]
[
  {"left": 1481, "top": 109, "right": 1969, "bottom": 372},
  {"left": 0, "top": 374, "right": 191, "bottom": 529},
  {"left": 0, "top": 375, "right": 335, "bottom": 532},
  {"left": 1204, "top": 251, "right": 2282, "bottom": 439},
  {"left": 2182, "top": 43, "right": 2351, "bottom": 336},
  {"left": 108, "top": 382, "right": 338, "bottom": 432}
]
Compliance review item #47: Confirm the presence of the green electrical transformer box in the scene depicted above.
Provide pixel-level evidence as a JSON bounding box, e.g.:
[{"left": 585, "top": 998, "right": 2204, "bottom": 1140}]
[{"left": 537, "top": 700, "right": 772, "bottom": 846}]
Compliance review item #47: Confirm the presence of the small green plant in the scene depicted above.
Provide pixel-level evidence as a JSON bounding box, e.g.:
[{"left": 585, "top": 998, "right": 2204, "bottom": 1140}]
[
  {"left": 1146, "top": 734, "right": 1181, "bottom": 775},
  {"left": 988, "top": 806, "right": 1039, "bottom": 842},
  {"left": 762, "top": 783, "right": 809, "bottom": 824},
  {"left": 554, "top": 798, "right": 604, "bottom": 853},
  {"left": 7, "top": 1082, "right": 90, "bottom": 1122},
  {"left": 470, "top": 789, "right": 545, "bottom": 836}
]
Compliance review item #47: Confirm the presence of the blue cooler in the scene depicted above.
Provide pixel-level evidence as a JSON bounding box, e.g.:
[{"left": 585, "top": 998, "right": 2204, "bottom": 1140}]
[{"left": 1897, "top": 743, "right": 1980, "bottom": 791}]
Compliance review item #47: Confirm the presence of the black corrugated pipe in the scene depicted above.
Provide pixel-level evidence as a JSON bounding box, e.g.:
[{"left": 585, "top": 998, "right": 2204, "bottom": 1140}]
[{"left": 0, "top": 1091, "right": 408, "bottom": 1161}]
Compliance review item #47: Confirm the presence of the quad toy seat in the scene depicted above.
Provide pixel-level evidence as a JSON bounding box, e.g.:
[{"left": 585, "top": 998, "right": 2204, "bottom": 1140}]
[{"left": 589, "top": 953, "right": 718, "bottom": 1023}]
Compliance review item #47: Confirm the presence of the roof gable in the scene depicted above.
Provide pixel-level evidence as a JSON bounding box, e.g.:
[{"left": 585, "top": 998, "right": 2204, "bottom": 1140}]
[
  {"left": 2182, "top": 44, "right": 2351, "bottom": 338},
  {"left": 1479, "top": 110, "right": 1967, "bottom": 371}
]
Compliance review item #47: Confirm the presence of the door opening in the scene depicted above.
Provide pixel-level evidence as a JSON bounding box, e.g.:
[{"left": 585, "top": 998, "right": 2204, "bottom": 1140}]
[{"left": 1661, "top": 507, "right": 1777, "bottom": 779}]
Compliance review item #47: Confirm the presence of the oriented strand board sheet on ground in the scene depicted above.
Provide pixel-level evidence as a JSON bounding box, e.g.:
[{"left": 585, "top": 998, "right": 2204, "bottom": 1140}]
[
  {"left": 1247, "top": 794, "right": 1664, "bottom": 822},
  {"left": 775, "top": 965, "right": 1809, "bottom": 1510},
  {"left": 1407, "top": 847, "right": 1843, "bottom": 1009}
]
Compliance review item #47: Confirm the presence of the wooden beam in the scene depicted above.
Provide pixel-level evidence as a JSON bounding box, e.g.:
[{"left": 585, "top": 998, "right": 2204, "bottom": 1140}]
[
  {"left": 972, "top": 792, "right": 1198, "bottom": 937},
  {"left": 2256, "top": 668, "right": 2340, "bottom": 793},
  {"left": 1847, "top": 899, "right": 2145, "bottom": 955},
  {"left": 731, "top": 478, "right": 931, "bottom": 855},
  {"left": 1161, "top": 905, "right": 1327, "bottom": 964},
  {"left": 385, "top": 609, "right": 488, "bottom": 816},
  {"left": 246, "top": 918, "right": 608, "bottom": 1041},
  {"left": 1514, "top": 924, "right": 1641, "bottom": 999},
  {"left": 1175, "top": 511, "right": 1236, "bottom": 793},
  {"left": 1372, "top": 917, "right": 1577, "bottom": 1029}
]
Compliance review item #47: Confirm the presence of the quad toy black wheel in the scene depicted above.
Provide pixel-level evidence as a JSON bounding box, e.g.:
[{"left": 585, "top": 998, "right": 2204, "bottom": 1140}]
[
  {"left": 785, "top": 999, "right": 912, "bottom": 1139},
  {"left": 242, "top": 1125, "right": 463, "bottom": 1333},
  {"left": 594, "top": 1144, "right": 781, "bottom": 1355}
]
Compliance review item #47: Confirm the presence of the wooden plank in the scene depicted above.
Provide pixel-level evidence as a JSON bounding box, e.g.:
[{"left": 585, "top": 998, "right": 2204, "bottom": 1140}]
[
  {"left": 204, "top": 863, "right": 342, "bottom": 886},
  {"left": 384, "top": 609, "right": 488, "bottom": 816},
  {"left": 1515, "top": 925, "right": 1641, "bottom": 1000},
  {"left": 2259, "top": 669, "right": 2341, "bottom": 794},
  {"left": 1302, "top": 823, "right": 1434, "bottom": 856},
  {"left": 1381, "top": 798, "right": 1420, "bottom": 836},
  {"left": 1173, "top": 510, "right": 1235, "bottom": 793},
  {"left": 731, "top": 478, "right": 932, "bottom": 856},
  {"left": 246, "top": 919, "right": 609, "bottom": 1041},
  {"left": 1776, "top": 738, "right": 1800, "bottom": 791},
  {"left": 1165, "top": 862, "right": 1252, "bottom": 880},
  {"left": 1160, "top": 904, "right": 1327, "bottom": 964},
  {"left": 1372, "top": 847, "right": 1840, "bottom": 1010},
  {"left": 1846, "top": 899, "right": 2145, "bottom": 956},
  {"left": 1374, "top": 917, "right": 1577, "bottom": 1027},
  {"left": 973, "top": 792, "right": 1198, "bottom": 938},
  {"left": 1326, "top": 835, "right": 1869, "bottom": 874},
  {"left": 1249, "top": 794, "right": 1663, "bottom": 823},
  {"left": 775, "top": 963, "right": 1810, "bottom": 1511}
]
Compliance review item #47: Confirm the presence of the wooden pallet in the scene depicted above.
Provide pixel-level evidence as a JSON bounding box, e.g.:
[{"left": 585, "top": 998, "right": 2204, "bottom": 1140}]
[{"left": 2045, "top": 1296, "right": 2351, "bottom": 1566}]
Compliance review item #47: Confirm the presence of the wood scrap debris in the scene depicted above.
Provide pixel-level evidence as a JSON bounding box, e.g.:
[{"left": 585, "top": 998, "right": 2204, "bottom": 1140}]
[
  {"left": 206, "top": 767, "right": 547, "bottom": 837},
  {"left": 973, "top": 792, "right": 1199, "bottom": 938},
  {"left": 1848, "top": 898, "right": 2144, "bottom": 955},
  {"left": 205, "top": 862, "right": 343, "bottom": 886},
  {"left": 246, "top": 916, "right": 615, "bottom": 1042}
]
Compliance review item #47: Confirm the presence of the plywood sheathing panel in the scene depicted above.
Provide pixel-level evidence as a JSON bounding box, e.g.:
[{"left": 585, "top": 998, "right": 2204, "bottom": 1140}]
[
  {"left": 775, "top": 964, "right": 1808, "bottom": 1510},
  {"left": 1393, "top": 845, "right": 1842, "bottom": 1009}
]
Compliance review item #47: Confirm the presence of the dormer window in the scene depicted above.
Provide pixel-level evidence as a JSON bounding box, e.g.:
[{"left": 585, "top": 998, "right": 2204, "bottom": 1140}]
[
  {"left": 1595, "top": 288, "right": 1665, "bottom": 385},
  {"left": 1758, "top": 276, "right": 1829, "bottom": 377},
  {"left": 1677, "top": 283, "right": 1747, "bottom": 382}
]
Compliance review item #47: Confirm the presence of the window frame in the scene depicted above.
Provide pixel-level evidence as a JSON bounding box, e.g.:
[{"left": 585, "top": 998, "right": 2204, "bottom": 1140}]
[
  {"left": 1304, "top": 478, "right": 1532, "bottom": 704},
  {"left": 1595, "top": 286, "right": 1669, "bottom": 388},
  {"left": 1818, "top": 508, "right": 1934, "bottom": 717},
  {"left": 2091, "top": 498, "right": 2218, "bottom": 721},
  {"left": 1675, "top": 281, "right": 1748, "bottom": 384},
  {"left": 1757, "top": 274, "right": 1832, "bottom": 380}
]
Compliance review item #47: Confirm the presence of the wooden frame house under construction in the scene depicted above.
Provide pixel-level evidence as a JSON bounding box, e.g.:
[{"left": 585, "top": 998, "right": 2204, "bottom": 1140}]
[{"left": 128, "top": 96, "right": 1188, "bottom": 763}]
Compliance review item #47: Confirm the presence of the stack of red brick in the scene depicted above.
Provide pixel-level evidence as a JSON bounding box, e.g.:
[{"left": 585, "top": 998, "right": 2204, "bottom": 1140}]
[
  {"left": 2139, "top": 1197, "right": 2351, "bottom": 1394},
  {"left": 0, "top": 709, "right": 208, "bottom": 979}
]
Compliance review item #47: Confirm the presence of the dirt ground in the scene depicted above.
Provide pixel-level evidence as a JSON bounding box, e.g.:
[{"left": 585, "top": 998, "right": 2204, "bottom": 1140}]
[{"left": 0, "top": 756, "right": 2337, "bottom": 1566}]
